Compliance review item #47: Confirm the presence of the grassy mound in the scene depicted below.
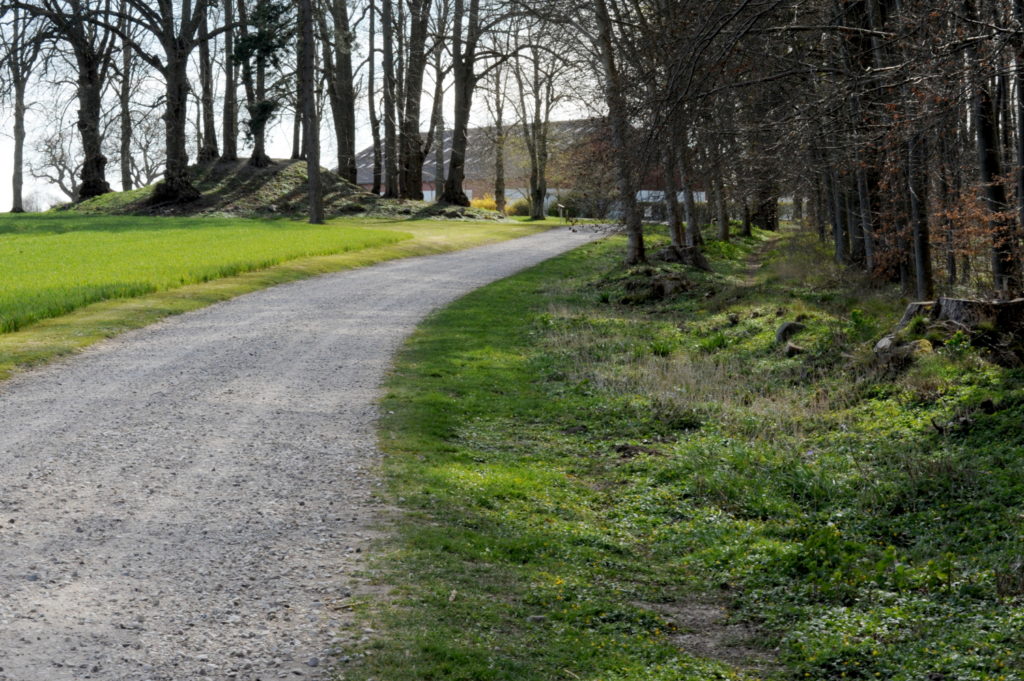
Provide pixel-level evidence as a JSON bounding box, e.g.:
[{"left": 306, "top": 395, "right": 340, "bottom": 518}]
[
  {"left": 62, "top": 159, "right": 508, "bottom": 222},
  {"left": 65, "top": 159, "right": 375, "bottom": 218}
]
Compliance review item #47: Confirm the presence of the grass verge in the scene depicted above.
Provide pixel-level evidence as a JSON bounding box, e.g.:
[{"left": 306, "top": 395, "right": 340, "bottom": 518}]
[
  {"left": 0, "top": 216, "right": 548, "bottom": 381},
  {"left": 366, "top": 226, "right": 1024, "bottom": 681}
]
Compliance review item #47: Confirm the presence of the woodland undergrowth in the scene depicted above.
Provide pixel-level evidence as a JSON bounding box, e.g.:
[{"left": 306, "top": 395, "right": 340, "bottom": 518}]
[{"left": 367, "top": 224, "right": 1024, "bottom": 681}]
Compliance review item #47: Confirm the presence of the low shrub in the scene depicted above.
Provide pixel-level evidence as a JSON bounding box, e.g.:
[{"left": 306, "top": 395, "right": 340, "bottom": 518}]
[
  {"left": 506, "top": 197, "right": 531, "bottom": 216},
  {"left": 469, "top": 193, "right": 497, "bottom": 211}
]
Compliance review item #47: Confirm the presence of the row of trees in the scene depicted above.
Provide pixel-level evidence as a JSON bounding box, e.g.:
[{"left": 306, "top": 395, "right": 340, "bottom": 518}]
[
  {"left": 3, "top": 1, "right": 1024, "bottom": 294},
  {"left": 573, "top": 0, "right": 1024, "bottom": 296},
  {"left": 0, "top": 0, "right": 586, "bottom": 219}
]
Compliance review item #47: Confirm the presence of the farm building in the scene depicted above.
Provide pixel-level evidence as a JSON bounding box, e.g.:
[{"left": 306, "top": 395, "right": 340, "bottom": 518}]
[{"left": 353, "top": 118, "right": 609, "bottom": 209}]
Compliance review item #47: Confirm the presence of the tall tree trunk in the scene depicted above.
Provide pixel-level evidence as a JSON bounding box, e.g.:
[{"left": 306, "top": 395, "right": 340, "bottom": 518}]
[
  {"left": 491, "top": 64, "right": 506, "bottom": 213},
  {"left": 715, "top": 166, "right": 729, "bottom": 241},
  {"left": 966, "top": 0, "right": 1017, "bottom": 292},
  {"left": 494, "top": 128, "right": 505, "bottom": 213},
  {"left": 594, "top": 0, "right": 643, "bottom": 262},
  {"left": 368, "top": 0, "right": 382, "bottom": 194},
  {"left": 119, "top": 36, "right": 133, "bottom": 191},
  {"left": 237, "top": 0, "right": 256, "bottom": 122},
  {"left": 221, "top": 0, "right": 238, "bottom": 161},
  {"left": 76, "top": 57, "right": 111, "bottom": 200},
  {"left": 828, "top": 169, "right": 846, "bottom": 263},
  {"left": 197, "top": 10, "right": 219, "bottom": 162},
  {"left": 856, "top": 165, "right": 875, "bottom": 272},
  {"left": 680, "top": 166, "right": 698, "bottom": 246},
  {"left": 440, "top": 0, "right": 481, "bottom": 206},
  {"left": 291, "top": 107, "right": 302, "bottom": 159},
  {"left": 530, "top": 119, "right": 548, "bottom": 220},
  {"left": 381, "top": 0, "right": 399, "bottom": 197},
  {"left": 1014, "top": 0, "right": 1024, "bottom": 261},
  {"left": 152, "top": 55, "right": 201, "bottom": 203},
  {"left": 327, "top": 0, "right": 357, "bottom": 183},
  {"left": 974, "top": 77, "right": 1017, "bottom": 292},
  {"left": 661, "top": 146, "right": 684, "bottom": 247},
  {"left": 299, "top": 0, "right": 323, "bottom": 223},
  {"left": 425, "top": 21, "right": 446, "bottom": 196},
  {"left": 398, "top": 0, "right": 430, "bottom": 199},
  {"left": 250, "top": 51, "right": 272, "bottom": 167},
  {"left": 847, "top": 186, "right": 865, "bottom": 264},
  {"left": 11, "top": 79, "right": 26, "bottom": 212}
]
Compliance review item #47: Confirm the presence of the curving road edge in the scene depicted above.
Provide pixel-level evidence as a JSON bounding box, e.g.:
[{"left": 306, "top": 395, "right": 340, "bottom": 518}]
[{"left": 0, "top": 227, "right": 605, "bottom": 681}]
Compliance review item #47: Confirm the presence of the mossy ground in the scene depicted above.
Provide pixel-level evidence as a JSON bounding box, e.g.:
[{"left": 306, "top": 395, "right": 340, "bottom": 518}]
[{"left": 365, "top": 225, "right": 1024, "bottom": 681}]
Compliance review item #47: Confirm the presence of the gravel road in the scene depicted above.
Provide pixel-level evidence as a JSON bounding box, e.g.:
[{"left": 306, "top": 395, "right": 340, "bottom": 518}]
[{"left": 0, "top": 227, "right": 603, "bottom": 681}]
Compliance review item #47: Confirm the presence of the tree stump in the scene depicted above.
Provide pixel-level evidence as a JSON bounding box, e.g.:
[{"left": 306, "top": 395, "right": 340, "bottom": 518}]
[
  {"left": 934, "top": 298, "right": 1024, "bottom": 332},
  {"left": 654, "top": 245, "right": 712, "bottom": 271},
  {"left": 897, "top": 297, "right": 1024, "bottom": 332},
  {"left": 896, "top": 301, "right": 936, "bottom": 329}
]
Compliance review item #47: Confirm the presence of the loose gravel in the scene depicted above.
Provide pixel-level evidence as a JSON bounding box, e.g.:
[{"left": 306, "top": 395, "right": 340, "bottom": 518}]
[{"left": 0, "top": 227, "right": 604, "bottom": 681}]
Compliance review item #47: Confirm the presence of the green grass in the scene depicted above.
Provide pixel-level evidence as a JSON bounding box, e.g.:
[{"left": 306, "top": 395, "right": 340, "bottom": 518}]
[
  {"left": 0, "top": 214, "right": 407, "bottom": 334},
  {"left": 0, "top": 215, "right": 549, "bottom": 381},
  {"left": 367, "top": 226, "right": 1024, "bottom": 681}
]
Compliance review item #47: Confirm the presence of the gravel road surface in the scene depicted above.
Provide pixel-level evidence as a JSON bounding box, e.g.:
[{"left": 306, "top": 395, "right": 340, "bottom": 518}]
[{"left": 0, "top": 227, "right": 603, "bottom": 681}]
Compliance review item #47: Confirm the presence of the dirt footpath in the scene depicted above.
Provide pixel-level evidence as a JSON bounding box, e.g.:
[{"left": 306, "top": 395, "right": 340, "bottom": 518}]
[{"left": 0, "top": 228, "right": 603, "bottom": 681}]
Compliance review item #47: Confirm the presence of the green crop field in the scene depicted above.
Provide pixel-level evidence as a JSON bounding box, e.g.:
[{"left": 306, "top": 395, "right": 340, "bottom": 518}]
[{"left": 0, "top": 214, "right": 409, "bottom": 334}]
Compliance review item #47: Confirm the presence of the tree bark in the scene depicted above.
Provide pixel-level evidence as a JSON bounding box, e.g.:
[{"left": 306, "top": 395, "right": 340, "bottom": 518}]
[
  {"left": 828, "top": 169, "right": 846, "bottom": 263},
  {"left": 909, "top": 135, "right": 933, "bottom": 300},
  {"left": 965, "top": 0, "right": 1017, "bottom": 292},
  {"left": 680, "top": 166, "right": 698, "bottom": 247},
  {"left": 856, "top": 165, "right": 875, "bottom": 272},
  {"left": 291, "top": 107, "right": 302, "bottom": 159},
  {"left": 490, "top": 63, "right": 506, "bottom": 213},
  {"left": 847, "top": 186, "right": 865, "bottom": 264},
  {"left": 326, "top": 0, "right": 357, "bottom": 183},
  {"left": 974, "top": 78, "right": 1017, "bottom": 292},
  {"left": 595, "top": 0, "right": 644, "bottom": 264},
  {"left": 398, "top": 0, "right": 431, "bottom": 200},
  {"left": 119, "top": 34, "right": 133, "bottom": 191},
  {"left": 75, "top": 55, "right": 111, "bottom": 200},
  {"left": 440, "top": 0, "right": 481, "bottom": 206},
  {"left": 221, "top": 0, "right": 238, "bottom": 161},
  {"left": 152, "top": 54, "right": 201, "bottom": 203},
  {"left": 381, "top": 0, "right": 399, "bottom": 197},
  {"left": 11, "top": 79, "right": 26, "bottom": 211},
  {"left": 715, "top": 165, "right": 729, "bottom": 241},
  {"left": 368, "top": 0, "right": 382, "bottom": 194},
  {"left": 198, "top": 8, "right": 219, "bottom": 163},
  {"left": 661, "top": 146, "right": 684, "bottom": 247},
  {"left": 299, "top": 0, "right": 323, "bottom": 223}
]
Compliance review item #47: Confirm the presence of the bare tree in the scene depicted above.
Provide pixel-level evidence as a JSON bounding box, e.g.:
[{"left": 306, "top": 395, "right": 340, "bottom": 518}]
[
  {"left": 510, "top": 20, "right": 570, "bottom": 220},
  {"left": 318, "top": 0, "right": 357, "bottom": 182},
  {"left": 196, "top": 1, "right": 219, "bottom": 162},
  {"left": 30, "top": 119, "right": 82, "bottom": 201},
  {"left": 15, "top": 0, "right": 118, "bottom": 200},
  {"left": 0, "top": 5, "right": 46, "bottom": 211}
]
